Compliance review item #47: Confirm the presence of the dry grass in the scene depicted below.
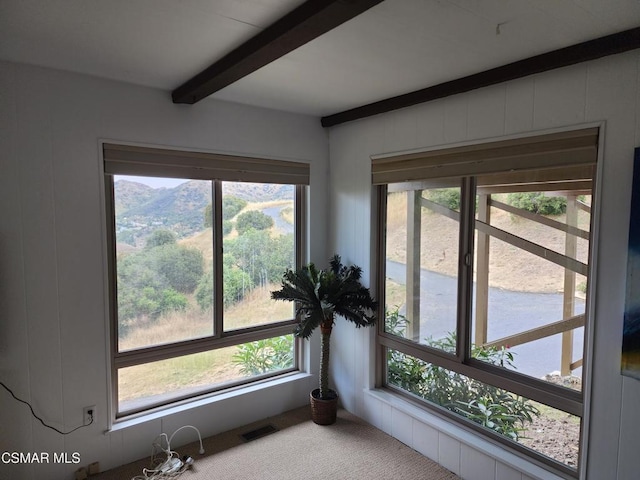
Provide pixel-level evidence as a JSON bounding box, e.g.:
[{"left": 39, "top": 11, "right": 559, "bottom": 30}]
[
  {"left": 224, "top": 284, "right": 293, "bottom": 329},
  {"left": 280, "top": 205, "right": 294, "bottom": 224},
  {"left": 242, "top": 199, "right": 291, "bottom": 212},
  {"left": 119, "top": 301, "right": 211, "bottom": 351},
  {"left": 180, "top": 228, "right": 214, "bottom": 264},
  {"left": 119, "top": 348, "right": 242, "bottom": 403},
  {"left": 118, "top": 288, "right": 293, "bottom": 403}
]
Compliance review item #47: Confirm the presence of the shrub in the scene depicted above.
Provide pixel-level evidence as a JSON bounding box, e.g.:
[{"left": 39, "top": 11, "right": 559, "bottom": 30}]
[
  {"left": 232, "top": 335, "right": 294, "bottom": 376},
  {"left": 425, "top": 188, "right": 460, "bottom": 211},
  {"left": 507, "top": 192, "right": 566, "bottom": 216},
  {"left": 204, "top": 196, "right": 248, "bottom": 228},
  {"left": 222, "top": 219, "right": 233, "bottom": 236},
  {"left": 153, "top": 244, "right": 204, "bottom": 293},
  {"left": 236, "top": 210, "right": 274, "bottom": 234},
  {"left": 195, "top": 271, "right": 213, "bottom": 311},
  {"left": 577, "top": 281, "right": 587, "bottom": 294},
  {"left": 385, "top": 308, "right": 539, "bottom": 440},
  {"left": 145, "top": 229, "right": 177, "bottom": 248},
  {"left": 223, "top": 196, "right": 248, "bottom": 220},
  {"left": 117, "top": 242, "right": 204, "bottom": 329},
  {"left": 224, "top": 230, "right": 294, "bottom": 287}
]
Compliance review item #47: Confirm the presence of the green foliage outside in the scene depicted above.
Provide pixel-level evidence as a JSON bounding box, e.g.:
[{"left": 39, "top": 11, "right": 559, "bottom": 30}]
[
  {"left": 222, "top": 220, "right": 233, "bottom": 236},
  {"left": 577, "top": 281, "right": 587, "bottom": 294},
  {"left": 223, "top": 196, "right": 247, "bottom": 220},
  {"left": 117, "top": 230, "right": 136, "bottom": 247},
  {"left": 195, "top": 270, "right": 213, "bottom": 311},
  {"left": 194, "top": 230, "right": 293, "bottom": 311},
  {"left": 385, "top": 308, "right": 539, "bottom": 441},
  {"left": 117, "top": 232, "right": 204, "bottom": 330},
  {"left": 118, "top": 198, "right": 294, "bottom": 338},
  {"left": 425, "top": 188, "right": 461, "bottom": 211},
  {"left": 204, "top": 196, "right": 248, "bottom": 228},
  {"left": 236, "top": 210, "right": 274, "bottom": 235},
  {"left": 152, "top": 244, "right": 204, "bottom": 293},
  {"left": 145, "top": 230, "right": 177, "bottom": 248},
  {"left": 194, "top": 259, "right": 255, "bottom": 311},
  {"left": 224, "top": 230, "right": 294, "bottom": 288},
  {"left": 232, "top": 335, "right": 294, "bottom": 376},
  {"left": 507, "top": 192, "right": 566, "bottom": 215},
  {"left": 204, "top": 204, "right": 213, "bottom": 228}
]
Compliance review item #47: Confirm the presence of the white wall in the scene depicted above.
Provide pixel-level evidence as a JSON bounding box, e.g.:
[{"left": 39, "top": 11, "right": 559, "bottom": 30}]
[
  {"left": 327, "top": 51, "right": 640, "bottom": 480},
  {"left": 0, "top": 61, "right": 328, "bottom": 480}
]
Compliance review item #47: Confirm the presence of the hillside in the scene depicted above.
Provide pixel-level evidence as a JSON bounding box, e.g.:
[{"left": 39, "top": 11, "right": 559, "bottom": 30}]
[
  {"left": 114, "top": 179, "right": 293, "bottom": 248},
  {"left": 222, "top": 183, "right": 293, "bottom": 201},
  {"left": 386, "top": 192, "right": 590, "bottom": 295}
]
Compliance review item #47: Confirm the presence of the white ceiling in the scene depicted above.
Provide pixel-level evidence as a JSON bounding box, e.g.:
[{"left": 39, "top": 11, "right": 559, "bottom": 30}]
[{"left": 1, "top": 0, "right": 639, "bottom": 117}]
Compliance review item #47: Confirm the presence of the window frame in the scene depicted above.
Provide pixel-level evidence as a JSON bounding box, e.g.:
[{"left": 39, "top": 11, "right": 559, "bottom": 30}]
[
  {"left": 103, "top": 143, "right": 308, "bottom": 419},
  {"left": 374, "top": 127, "right": 600, "bottom": 478}
]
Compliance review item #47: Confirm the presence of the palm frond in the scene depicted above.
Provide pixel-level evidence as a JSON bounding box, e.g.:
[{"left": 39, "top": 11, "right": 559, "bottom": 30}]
[{"left": 271, "top": 255, "right": 377, "bottom": 339}]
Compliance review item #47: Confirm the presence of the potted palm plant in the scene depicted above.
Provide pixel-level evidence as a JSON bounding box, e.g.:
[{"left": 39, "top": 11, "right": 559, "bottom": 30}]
[{"left": 271, "top": 255, "right": 377, "bottom": 425}]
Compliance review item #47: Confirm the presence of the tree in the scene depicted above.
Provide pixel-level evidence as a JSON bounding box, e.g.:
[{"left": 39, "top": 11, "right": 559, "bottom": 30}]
[
  {"left": 223, "top": 196, "right": 247, "bottom": 220},
  {"left": 116, "top": 252, "right": 189, "bottom": 326},
  {"left": 116, "top": 241, "right": 204, "bottom": 331},
  {"left": 222, "top": 220, "right": 233, "bottom": 236},
  {"left": 271, "top": 255, "right": 377, "bottom": 403},
  {"left": 224, "top": 230, "right": 294, "bottom": 288},
  {"left": 203, "top": 204, "right": 213, "bottom": 228},
  {"left": 145, "top": 230, "right": 177, "bottom": 248},
  {"left": 507, "top": 192, "right": 567, "bottom": 215},
  {"left": 236, "top": 210, "right": 274, "bottom": 235},
  {"left": 195, "top": 259, "right": 254, "bottom": 310},
  {"left": 204, "top": 196, "right": 248, "bottom": 228},
  {"left": 153, "top": 244, "right": 204, "bottom": 293},
  {"left": 195, "top": 271, "right": 213, "bottom": 311}
]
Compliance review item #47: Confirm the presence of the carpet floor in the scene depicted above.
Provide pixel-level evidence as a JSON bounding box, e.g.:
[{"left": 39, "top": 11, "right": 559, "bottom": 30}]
[{"left": 94, "top": 407, "right": 460, "bottom": 480}]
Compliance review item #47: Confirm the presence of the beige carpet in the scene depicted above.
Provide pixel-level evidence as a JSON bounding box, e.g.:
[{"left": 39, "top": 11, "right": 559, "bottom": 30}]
[{"left": 94, "top": 407, "right": 460, "bottom": 480}]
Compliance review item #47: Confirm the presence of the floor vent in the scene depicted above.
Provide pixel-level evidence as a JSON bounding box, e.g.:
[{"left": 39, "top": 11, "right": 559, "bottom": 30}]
[{"left": 240, "top": 424, "right": 279, "bottom": 442}]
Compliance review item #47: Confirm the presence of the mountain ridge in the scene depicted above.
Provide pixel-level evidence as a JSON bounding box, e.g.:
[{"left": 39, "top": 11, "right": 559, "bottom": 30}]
[{"left": 114, "top": 179, "right": 293, "bottom": 246}]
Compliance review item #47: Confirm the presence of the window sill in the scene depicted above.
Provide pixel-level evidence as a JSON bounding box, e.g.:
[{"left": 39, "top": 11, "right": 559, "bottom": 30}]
[
  {"left": 364, "top": 388, "right": 567, "bottom": 480},
  {"left": 107, "top": 371, "right": 313, "bottom": 433}
]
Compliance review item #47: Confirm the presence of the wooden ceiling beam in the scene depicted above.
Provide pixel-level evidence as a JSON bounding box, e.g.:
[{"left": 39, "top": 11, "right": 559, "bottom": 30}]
[
  {"left": 172, "top": 0, "right": 384, "bottom": 104},
  {"left": 322, "top": 26, "right": 640, "bottom": 127}
]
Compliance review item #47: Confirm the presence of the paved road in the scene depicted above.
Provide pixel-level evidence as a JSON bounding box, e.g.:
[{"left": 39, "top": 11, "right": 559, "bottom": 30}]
[
  {"left": 262, "top": 206, "right": 293, "bottom": 234},
  {"left": 386, "top": 260, "right": 585, "bottom": 380}
]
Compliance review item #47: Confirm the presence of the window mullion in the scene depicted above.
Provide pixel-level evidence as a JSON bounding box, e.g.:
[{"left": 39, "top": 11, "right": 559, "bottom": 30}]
[
  {"left": 456, "top": 177, "right": 476, "bottom": 362},
  {"left": 213, "top": 180, "right": 224, "bottom": 339},
  {"left": 295, "top": 185, "right": 306, "bottom": 269}
]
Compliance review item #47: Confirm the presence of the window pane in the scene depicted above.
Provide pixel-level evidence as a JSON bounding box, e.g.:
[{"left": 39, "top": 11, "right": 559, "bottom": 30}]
[
  {"left": 386, "top": 348, "right": 580, "bottom": 470},
  {"left": 384, "top": 187, "right": 460, "bottom": 351},
  {"left": 222, "top": 182, "right": 294, "bottom": 330},
  {"left": 118, "top": 335, "right": 295, "bottom": 414},
  {"left": 472, "top": 192, "right": 590, "bottom": 391},
  {"left": 114, "top": 176, "right": 213, "bottom": 351}
]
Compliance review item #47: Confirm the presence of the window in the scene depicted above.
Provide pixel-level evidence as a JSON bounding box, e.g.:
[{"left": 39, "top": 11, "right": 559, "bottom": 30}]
[
  {"left": 375, "top": 128, "right": 598, "bottom": 477},
  {"left": 103, "top": 143, "right": 308, "bottom": 417}
]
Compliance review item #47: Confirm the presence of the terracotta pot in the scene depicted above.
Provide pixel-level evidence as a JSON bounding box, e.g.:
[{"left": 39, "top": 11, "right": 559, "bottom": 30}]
[{"left": 309, "top": 388, "right": 338, "bottom": 425}]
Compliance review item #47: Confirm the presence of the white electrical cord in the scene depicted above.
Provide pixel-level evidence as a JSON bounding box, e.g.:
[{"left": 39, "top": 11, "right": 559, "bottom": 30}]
[
  {"left": 169, "top": 425, "right": 205, "bottom": 455},
  {"left": 131, "top": 425, "right": 204, "bottom": 480}
]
